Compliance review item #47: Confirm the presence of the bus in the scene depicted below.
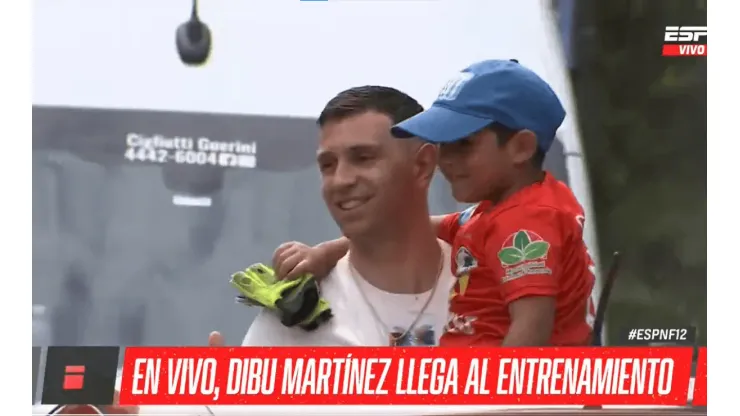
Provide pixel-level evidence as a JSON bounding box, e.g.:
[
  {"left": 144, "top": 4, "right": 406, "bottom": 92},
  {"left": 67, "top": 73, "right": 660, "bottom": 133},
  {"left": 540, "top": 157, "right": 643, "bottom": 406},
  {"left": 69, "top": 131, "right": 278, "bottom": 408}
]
[{"left": 32, "top": 0, "right": 607, "bottom": 412}]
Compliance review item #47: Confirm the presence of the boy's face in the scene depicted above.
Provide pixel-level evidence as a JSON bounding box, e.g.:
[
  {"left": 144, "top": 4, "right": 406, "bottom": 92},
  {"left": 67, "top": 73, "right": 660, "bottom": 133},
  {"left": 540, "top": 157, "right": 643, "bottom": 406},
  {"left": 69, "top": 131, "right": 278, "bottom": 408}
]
[{"left": 437, "top": 128, "right": 514, "bottom": 203}]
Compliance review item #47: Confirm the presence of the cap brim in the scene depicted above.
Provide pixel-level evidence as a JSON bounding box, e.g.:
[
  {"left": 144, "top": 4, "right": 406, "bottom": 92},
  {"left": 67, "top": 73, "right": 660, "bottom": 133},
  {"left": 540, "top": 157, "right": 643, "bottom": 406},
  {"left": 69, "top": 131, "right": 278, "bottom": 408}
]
[{"left": 391, "top": 105, "right": 492, "bottom": 143}]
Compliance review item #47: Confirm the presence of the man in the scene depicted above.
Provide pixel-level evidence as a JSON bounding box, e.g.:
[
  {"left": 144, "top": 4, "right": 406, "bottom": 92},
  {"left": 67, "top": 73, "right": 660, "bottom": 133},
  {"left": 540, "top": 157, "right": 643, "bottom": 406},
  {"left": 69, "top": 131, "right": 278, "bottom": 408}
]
[
  {"left": 275, "top": 60, "right": 596, "bottom": 347},
  {"left": 237, "top": 86, "right": 455, "bottom": 346},
  {"left": 52, "top": 86, "right": 453, "bottom": 415}
]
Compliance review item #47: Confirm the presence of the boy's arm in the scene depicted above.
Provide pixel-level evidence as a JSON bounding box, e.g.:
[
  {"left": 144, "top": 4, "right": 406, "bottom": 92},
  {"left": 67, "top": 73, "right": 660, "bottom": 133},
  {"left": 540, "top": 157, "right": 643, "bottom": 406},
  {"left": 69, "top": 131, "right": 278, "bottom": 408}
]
[
  {"left": 316, "top": 214, "right": 459, "bottom": 256},
  {"left": 320, "top": 215, "right": 454, "bottom": 250},
  {"left": 314, "top": 237, "right": 350, "bottom": 266},
  {"left": 433, "top": 213, "right": 461, "bottom": 244},
  {"left": 273, "top": 214, "right": 460, "bottom": 280}
]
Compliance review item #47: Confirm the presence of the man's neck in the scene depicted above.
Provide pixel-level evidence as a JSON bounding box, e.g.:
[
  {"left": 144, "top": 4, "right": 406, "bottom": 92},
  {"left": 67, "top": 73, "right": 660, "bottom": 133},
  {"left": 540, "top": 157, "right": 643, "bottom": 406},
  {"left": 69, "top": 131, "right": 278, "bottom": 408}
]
[{"left": 348, "top": 214, "right": 442, "bottom": 295}]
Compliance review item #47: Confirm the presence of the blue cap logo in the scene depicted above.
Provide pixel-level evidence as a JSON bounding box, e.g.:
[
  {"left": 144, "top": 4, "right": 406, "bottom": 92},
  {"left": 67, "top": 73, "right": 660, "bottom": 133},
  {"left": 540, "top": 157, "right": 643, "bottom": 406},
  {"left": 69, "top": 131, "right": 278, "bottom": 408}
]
[
  {"left": 437, "top": 72, "right": 474, "bottom": 102},
  {"left": 391, "top": 59, "right": 566, "bottom": 153}
]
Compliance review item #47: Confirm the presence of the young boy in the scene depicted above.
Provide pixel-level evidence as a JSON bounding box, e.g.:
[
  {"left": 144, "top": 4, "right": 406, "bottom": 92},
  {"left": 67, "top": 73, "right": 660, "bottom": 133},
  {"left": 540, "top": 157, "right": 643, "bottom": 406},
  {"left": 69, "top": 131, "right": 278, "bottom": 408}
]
[{"left": 273, "top": 60, "right": 596, "bottom": 346}]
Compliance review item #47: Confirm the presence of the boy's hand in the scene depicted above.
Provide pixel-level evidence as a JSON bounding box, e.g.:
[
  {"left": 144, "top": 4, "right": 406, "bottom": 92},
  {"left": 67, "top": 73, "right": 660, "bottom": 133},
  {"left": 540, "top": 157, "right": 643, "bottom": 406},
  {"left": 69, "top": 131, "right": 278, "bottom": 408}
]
[{"left": 272, "top": 241, "right": 333, "bottom": 280}]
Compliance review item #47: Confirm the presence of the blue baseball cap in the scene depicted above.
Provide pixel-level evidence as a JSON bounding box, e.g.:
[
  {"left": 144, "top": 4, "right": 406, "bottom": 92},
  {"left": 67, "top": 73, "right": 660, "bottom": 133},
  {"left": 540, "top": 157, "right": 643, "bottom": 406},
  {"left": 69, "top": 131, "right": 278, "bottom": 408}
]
[{"left": 391, "top": 59, "right": 566, "bottom": 152}]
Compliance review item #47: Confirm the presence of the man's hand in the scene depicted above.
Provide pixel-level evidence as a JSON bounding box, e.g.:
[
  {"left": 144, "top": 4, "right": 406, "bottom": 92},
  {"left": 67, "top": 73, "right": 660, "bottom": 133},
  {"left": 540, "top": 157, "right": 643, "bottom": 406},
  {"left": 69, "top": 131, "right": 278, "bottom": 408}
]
[
  {"left": 209, "top": 331, "right": 225, "bottom": 346},
  {"left": 272, "top": 241, "right": 337, "bottom": 280}
]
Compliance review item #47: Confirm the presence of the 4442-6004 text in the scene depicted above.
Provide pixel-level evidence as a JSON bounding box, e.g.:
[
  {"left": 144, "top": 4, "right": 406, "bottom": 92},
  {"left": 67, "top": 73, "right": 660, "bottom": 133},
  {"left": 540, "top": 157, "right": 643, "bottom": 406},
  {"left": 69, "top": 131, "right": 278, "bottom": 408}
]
[{"left": 124, "top": 133, "right": 257, "bottom": 169}]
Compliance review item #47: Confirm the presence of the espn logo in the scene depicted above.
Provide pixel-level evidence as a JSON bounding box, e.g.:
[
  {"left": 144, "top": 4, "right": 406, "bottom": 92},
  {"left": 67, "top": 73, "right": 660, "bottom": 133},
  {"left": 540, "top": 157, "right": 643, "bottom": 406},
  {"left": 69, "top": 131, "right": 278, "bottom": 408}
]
[
  {"left": 41, "top": 346, "right": 120, "bottom": 405},
  {"left": 63, "top": 365, "right": 86, "bottom": 390},
  {"left": 663, "top": 26, "right": 707, "bottom": 57}
]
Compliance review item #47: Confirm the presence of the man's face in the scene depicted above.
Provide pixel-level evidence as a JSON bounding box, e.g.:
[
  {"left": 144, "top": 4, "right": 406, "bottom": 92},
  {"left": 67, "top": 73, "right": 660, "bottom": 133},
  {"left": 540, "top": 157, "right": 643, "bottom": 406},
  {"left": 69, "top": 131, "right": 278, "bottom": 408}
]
[
  {"left": 437, "top": 128, "right": 514, "bottom": 203},
  {"left": 317, "top": 111, "right": 414, "bottom": 239}
]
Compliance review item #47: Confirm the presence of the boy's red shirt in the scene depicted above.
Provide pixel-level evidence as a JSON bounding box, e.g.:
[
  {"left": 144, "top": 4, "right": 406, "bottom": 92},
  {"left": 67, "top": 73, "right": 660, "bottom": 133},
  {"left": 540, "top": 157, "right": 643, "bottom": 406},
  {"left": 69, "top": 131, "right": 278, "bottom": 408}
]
[{"left": 438, "top": 173, "right": 595, "bottom": 346}]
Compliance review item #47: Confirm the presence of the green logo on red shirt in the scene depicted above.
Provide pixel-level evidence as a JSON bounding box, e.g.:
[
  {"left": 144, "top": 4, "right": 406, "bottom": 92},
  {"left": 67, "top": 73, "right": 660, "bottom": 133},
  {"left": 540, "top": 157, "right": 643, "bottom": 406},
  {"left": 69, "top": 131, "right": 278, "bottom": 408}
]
[
  {"left": 498, "top": 230, "right": 550, "bottom": 265},
  {"left": 497, "top": 230, "right": 552, "bottom": 282}
]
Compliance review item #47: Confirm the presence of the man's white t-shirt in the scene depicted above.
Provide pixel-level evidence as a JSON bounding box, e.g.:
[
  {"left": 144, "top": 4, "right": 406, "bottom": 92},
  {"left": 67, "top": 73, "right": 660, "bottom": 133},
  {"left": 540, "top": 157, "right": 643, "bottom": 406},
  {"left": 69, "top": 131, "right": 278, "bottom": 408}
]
[{"left": 242, "top": 241, "right": 455, "bottom": 346}]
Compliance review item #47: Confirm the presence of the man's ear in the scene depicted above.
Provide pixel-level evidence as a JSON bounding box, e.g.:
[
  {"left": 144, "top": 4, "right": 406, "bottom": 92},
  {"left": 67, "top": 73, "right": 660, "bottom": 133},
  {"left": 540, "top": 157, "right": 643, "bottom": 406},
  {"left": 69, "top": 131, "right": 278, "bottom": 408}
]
[
  {"left": 508, "top": 130, "right": 538, "bottom": 164},
  {"left": 415, "top": 142, "right": 439, "bottom": 187}
]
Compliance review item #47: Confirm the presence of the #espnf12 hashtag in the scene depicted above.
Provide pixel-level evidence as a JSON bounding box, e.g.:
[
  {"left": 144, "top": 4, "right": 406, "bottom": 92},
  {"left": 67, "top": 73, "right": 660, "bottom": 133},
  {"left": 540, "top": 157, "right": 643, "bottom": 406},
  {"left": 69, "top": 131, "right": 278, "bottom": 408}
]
[{"left": 627, "top": 328, "right": 689, "bottom": 342}]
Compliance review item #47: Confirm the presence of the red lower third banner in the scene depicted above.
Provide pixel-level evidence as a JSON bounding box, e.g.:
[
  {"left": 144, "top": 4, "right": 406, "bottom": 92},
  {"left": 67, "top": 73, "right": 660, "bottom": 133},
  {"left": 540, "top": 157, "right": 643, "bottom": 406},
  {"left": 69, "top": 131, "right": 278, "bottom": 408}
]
[{"left": 117, "top": 347, "right": 695, "bottom": 406}]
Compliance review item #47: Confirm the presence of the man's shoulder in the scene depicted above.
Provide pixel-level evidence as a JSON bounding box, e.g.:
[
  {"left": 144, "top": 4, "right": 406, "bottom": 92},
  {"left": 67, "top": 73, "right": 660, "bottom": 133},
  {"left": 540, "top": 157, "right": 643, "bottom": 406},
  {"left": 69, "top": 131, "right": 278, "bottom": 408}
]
[
  {"left": 241, "top": 308, "right": 298, "bottom": 346},
  {"left": 242, "top": 306, "right": 348, "bottom": 347},
  {"left": 318, "top": 255, "right": 357, "bottom": 300}
]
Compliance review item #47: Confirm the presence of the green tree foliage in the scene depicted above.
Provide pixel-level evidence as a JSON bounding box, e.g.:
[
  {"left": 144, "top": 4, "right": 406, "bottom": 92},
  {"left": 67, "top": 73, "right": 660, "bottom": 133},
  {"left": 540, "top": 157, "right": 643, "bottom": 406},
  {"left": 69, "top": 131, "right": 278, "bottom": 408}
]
[{"left": 570, "top": 0, "right": 706, "bottom": 343}]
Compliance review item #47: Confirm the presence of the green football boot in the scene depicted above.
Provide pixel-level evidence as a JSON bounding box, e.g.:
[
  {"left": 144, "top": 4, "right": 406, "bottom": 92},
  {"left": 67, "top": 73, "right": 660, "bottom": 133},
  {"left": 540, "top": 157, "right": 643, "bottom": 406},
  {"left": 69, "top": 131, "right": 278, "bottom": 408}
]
[{"left": 230, "top": 263, "right": 333, "bottom": 331}]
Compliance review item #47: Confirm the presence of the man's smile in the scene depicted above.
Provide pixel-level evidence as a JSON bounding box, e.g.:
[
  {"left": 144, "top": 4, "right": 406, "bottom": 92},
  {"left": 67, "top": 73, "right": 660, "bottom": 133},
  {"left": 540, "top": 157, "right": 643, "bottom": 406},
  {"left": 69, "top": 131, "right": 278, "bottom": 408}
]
[{"left": 336, "top": 197, "right": 371, "bottom": 211}]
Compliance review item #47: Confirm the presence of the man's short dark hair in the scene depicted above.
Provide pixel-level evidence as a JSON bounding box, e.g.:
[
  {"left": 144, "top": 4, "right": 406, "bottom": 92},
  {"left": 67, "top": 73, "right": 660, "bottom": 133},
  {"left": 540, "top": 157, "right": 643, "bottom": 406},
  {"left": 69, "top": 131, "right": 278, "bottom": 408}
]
[
  {"left": 317, "top": 86, "right": 424, "bottom": 127},
  {"left": 489, "top": 123, "right": 546, "bottom": 169}
]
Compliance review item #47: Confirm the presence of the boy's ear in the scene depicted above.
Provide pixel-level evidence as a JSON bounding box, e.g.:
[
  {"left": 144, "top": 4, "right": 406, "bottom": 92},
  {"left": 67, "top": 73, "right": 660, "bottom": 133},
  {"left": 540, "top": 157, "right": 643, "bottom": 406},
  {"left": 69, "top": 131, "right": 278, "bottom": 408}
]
[{"left": 507, "top": 129, "right": 538, "bottom": 164}]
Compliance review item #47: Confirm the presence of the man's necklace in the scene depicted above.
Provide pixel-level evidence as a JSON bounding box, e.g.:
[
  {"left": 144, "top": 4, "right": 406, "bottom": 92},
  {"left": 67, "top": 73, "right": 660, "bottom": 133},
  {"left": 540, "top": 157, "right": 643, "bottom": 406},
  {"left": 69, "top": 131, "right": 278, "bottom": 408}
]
[{"left": 349, "top": 247, "right": 445, "bottom": 346}]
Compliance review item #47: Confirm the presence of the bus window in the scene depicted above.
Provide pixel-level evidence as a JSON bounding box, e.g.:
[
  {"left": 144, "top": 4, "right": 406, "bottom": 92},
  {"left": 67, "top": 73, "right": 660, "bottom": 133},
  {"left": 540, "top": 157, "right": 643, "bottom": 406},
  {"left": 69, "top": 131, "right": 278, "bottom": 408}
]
[
  {"left": 32, "top": 106, "right": 468, "bottom": 346},
  {"left": 543, "top": 136, "right": 570, "bottom": 185}
]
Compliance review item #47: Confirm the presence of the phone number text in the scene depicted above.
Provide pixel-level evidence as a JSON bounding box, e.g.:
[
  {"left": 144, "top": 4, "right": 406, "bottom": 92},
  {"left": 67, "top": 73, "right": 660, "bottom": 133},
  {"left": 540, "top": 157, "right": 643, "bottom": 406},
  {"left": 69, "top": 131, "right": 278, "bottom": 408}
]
[{"left": 124, "top": 147, "right": 256, "bottom": 169}]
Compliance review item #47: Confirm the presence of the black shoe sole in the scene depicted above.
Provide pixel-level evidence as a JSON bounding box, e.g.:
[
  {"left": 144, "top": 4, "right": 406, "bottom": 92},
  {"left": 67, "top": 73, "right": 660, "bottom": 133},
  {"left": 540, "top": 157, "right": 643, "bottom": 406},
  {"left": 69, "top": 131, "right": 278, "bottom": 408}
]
[
  {"left": 277, "top": 280, "right": 320, "bottom": 327},
  {"left": 300, "top": 308, "right": 333, "bottom": 332}
]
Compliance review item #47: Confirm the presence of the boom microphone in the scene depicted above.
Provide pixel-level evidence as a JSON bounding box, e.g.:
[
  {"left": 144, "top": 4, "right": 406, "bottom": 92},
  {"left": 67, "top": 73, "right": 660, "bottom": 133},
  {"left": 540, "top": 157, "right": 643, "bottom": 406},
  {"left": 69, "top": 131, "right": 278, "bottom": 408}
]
[{"left": 175, "top": 0, "right": 212, "bottom": 66}]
